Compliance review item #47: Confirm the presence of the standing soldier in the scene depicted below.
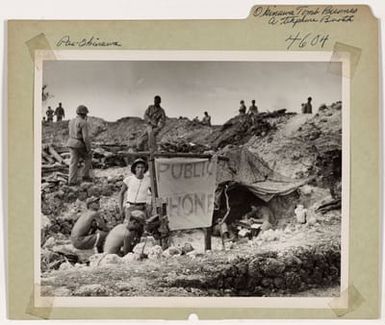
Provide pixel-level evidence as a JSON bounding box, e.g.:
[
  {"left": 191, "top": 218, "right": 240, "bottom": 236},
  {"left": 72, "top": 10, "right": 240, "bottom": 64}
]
[
  {"left": 239, "top": 100, "right": 246, "bottom": 115},
  {"left": 201, "top": 111, "right": 211, "bottom": 126},
  {"left": 55, "top": 102, "right": 65, "bottom": 121},
  {"left": 304, "top": 97, "right": 313, "bottom": 114},
  {"left": 46, "top": 106, "right": 54, "bottom": 123},
  {"left": 248, "top": 100, "right": 259, "bottom": 123},
  {"left": 139, "top": 95, "right": 166, "bottom": 151},
  {"left": 66, "top": 105, "right": 92, "bottom": 185},
  {"left": 248, "top": 100, "right": 258, "bottom": 115}
]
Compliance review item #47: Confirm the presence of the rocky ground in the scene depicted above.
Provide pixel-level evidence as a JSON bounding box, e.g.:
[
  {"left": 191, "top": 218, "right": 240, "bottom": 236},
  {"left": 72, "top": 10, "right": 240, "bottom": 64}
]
[
  {"left": 41, "top": 208, "right": 341, "bottom": 297},
  {"left": 40, "top": 102, "right": 343, "bottom": 297}
]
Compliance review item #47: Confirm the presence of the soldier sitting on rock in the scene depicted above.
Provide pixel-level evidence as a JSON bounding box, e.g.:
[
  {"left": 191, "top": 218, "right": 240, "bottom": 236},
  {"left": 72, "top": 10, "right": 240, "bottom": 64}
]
[
  {"left": 103, "top": 210, "right": 146, "bottom": 256},
  {"left": 70, "top": 196, "right": 110, "bottom": 253}
]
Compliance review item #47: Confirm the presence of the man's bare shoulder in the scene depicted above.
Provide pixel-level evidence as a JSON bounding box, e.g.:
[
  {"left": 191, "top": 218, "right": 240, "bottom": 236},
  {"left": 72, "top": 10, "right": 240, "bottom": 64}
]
[{"left": 81, "top": 210, "right": 99, "bottom": 220}]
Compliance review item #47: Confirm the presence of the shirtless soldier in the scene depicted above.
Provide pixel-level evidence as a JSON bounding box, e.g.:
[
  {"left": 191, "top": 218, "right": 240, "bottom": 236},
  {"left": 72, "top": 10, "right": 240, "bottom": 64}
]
[{"left": 71, "top": 196, "right": 109, "bottom": 253}]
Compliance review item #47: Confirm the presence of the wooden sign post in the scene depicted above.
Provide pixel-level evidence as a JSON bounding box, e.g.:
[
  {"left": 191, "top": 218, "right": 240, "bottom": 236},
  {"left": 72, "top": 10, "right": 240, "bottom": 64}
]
[{"left": 126, "top": 129, "right": 228, "bottom": 251}]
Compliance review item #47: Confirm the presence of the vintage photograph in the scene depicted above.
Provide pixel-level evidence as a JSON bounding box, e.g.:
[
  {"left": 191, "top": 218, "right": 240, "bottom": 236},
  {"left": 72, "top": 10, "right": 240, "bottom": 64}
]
[{"left": 36, "top": 51, "right": 348, "bottom": 305}]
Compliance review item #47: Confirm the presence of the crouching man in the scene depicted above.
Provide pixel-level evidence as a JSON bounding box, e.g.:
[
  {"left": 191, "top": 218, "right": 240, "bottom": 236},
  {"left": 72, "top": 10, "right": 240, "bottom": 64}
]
[
  {"left": 103, "top": 210, "right": 146, "bottom": 256},
  {"left": 244, "top": 204, "right": 276, "bottom": 231},
  {"left": 71, "top": 196, "right": 109, "bottom": 253}
]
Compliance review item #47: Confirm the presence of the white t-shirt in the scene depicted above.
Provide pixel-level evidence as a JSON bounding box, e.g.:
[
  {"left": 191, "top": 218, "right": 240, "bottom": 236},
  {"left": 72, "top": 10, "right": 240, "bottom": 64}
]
[{"left": 123, "top": 174, "right": 151, "bottom": 204}]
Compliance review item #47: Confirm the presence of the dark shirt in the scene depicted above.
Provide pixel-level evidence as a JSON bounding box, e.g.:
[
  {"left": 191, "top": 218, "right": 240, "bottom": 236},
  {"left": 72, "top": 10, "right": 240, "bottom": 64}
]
[
  {"left": 248, "top": 105, "right": 258, "bottom": 115},
  {"left": 55, "top": 106, "right": 65, "bottom": 117},
  {"left": 144, "top": 105, "right": 166, "bottom": 129}
]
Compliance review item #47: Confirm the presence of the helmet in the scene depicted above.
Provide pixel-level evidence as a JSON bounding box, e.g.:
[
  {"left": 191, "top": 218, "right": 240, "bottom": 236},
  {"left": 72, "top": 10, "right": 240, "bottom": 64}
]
[
  {"left": 130, "top": 158, "right": 148, "bottom": 174},
  {"left": 76, "top": 105, "right": 89, "bottom": 115}
]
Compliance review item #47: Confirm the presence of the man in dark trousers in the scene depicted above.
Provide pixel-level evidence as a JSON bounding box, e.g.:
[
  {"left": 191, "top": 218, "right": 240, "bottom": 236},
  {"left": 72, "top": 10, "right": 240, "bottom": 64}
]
[
  {"left": 71, "top": 196, "right": 109, "bottom": 253},
  {"left": 66, "top": 105, "right": 92, "bottom": 185},
  {"left": 248, "top": 100, "right": 259, "bottom": 123},
  {"left": 55, "top": 102, "right": 65, "bottom": 121},
  {"left": 304, "top": 97, "right": 313, "bottom": 114},
  {"left": 201, "top": 111, "right": 211, "bottom": 126},
  {"left": 239, "top": 100, "right": 246, "bottom": 115},
  {"left": 248, "top": 100, "right": 258, "bottom": 115},
  {"left": 46, "top": 106, "right": 54, "bottom": 122}
]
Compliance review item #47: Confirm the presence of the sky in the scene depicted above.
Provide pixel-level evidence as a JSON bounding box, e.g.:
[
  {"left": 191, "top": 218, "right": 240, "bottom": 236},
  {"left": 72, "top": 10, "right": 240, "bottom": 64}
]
[{"left": 43, "top": 60, "right": 342, "bottom": 124}]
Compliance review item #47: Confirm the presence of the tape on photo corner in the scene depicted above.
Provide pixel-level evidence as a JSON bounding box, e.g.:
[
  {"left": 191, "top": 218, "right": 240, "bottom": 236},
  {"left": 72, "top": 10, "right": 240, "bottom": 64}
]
[
  {"left": 25, "top": 33, "right": 56, "bottom": 68},
  {"left": 25, "top": 284, "right": 54, "bottom": 319},
  {"left": 328, "top": 284, "right": 365, "bottom": 317},
  {"left": 328, "top": 42, "right": 362, "bottom": 79}
]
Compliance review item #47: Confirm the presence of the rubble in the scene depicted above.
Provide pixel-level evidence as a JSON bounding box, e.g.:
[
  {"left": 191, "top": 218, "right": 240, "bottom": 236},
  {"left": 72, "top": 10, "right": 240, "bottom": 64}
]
[
  {"left": 122, "top": 253, "right": 136, "bottom": 263},
  {"left": 98, "top": 254, "right": 123, "bottom": 266},
  {"left": 147, "top": 245, "right": 163, "bottom": 260},
  {"left": 39, "top": 103, "right": 342, "bottom": 297},
  {"left": 162, "top": 246, "right": 182, "bottom": 257},
  {"left": 159, "top": 139, "right": 211, "bottom": 154},
  {"left": 74, "top": 284, "right": 108, "bottom": 296}
]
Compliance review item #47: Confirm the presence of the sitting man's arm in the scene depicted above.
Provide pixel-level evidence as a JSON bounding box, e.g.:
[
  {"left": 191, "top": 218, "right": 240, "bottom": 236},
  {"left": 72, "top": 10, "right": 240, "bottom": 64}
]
[{"left": 92, "top": 212, "right": 109, "bottom": 232}]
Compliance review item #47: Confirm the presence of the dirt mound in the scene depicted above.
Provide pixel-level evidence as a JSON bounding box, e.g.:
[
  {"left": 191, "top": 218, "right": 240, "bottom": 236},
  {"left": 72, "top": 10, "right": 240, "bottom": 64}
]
[
  {"left": 248, "top": 103, "right": 342, "bottom": 185},
  {"left": 42, "top": 109, "right": 293, "bottom": 150}
]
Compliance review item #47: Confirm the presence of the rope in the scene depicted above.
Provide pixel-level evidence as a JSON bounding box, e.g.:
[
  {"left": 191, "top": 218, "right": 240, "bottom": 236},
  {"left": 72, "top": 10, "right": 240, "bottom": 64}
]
[{"left": 219, "top": 185, "right": 231, "bottom": 225}]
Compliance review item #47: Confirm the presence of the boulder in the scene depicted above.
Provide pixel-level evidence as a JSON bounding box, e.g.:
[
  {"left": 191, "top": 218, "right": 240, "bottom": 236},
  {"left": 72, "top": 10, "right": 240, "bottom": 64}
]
[
  {"left": 181, "top": 243, "right": 194, "bottom": 255},
  {"left": 59, "top": 262, "right": 73, "bottom": 271},
  {"left": 78, "top": 191, "right": 88, "bottom": 201},
  {"left": 98, "top": 254, "right": 122, "bottom": 266},
  {"left": 89, "top": 253, "right": 107, "bottom": 267},
  {"left": 133, "top": 240, "right": 155, "bottom": 256},
  {"left": 43, "top": 236, "right": 56, "bottom": 249},
  {"left": 260, "top": 258, "right": 286, "bottom": 277},
  {"left": 52, "top": 244, "right": 93, "bottom": 264},
  {"left": 74, "top": 284, "right": 107, "bottom": 296},
  {"left": 122, "top": 253, "right": 135, "bottom": 263},
  {"left": 101, "top": 184, "right": 115, "bottom": 197},
  {"left": 307, "top": 214, "right": 318, "bottom": 226},
  {"left": 80, "top": 182, "right": 93, "bottom": 191},
  {"left": 162, "top": 246, "right": 182, "bottom": 258},
  {"left": 186, "top": 250, "right": 199, "bottom": 258},
  {"left": 54, "top": 287, "right": 72, "bottom": 296},
  {"left": 116, "top": 282, "right": 133, "bottom": 291},
  {"left": 87, "top": 185, "right": 101, "bottom": 197},
  {"left": 147, "top": 245, "right": 163, "bottom": 260}
]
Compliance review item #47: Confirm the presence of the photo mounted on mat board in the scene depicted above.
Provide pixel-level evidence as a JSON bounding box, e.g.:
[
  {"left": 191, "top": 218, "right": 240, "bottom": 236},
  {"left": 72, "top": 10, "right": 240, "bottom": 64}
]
[
  {"left": 6, "top": 3, "right": 379, "bottom": 320},
  {"left": 34, "top": 50, "right": 349, "bottom": 308}
]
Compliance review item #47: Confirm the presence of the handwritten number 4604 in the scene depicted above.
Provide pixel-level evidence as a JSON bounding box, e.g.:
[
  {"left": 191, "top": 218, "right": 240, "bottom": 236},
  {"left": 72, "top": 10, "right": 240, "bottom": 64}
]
[{"left": 285, "top": 32, "right": 329, "bottom": 50}]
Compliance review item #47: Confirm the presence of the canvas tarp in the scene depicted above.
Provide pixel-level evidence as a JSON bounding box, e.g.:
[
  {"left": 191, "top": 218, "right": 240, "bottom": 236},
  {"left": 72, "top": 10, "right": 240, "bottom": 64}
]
[
  {"left": 155, "top": 157, "right": 217, "bottom": 230},
  {"left": 214, "top": 147, "right": 308, "bottom": 202}
]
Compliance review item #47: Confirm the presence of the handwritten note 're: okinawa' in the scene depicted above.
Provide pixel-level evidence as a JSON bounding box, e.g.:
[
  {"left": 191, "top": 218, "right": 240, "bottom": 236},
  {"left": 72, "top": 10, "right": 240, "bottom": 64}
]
[{"left": 253, "top": 5, "right": 358, "bottom": 28}]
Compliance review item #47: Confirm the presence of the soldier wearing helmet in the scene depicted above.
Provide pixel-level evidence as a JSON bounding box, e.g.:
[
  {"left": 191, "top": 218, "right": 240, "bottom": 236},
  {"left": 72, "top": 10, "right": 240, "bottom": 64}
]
[
  {"left": 304, "top": 97, "right": 313, "bottom": 114},
  {"left": 66, "top": 105, "right": 92, "bottom": 185},
  {"left": 54, "top": 102, "right": 66, "bottom": 121}
]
